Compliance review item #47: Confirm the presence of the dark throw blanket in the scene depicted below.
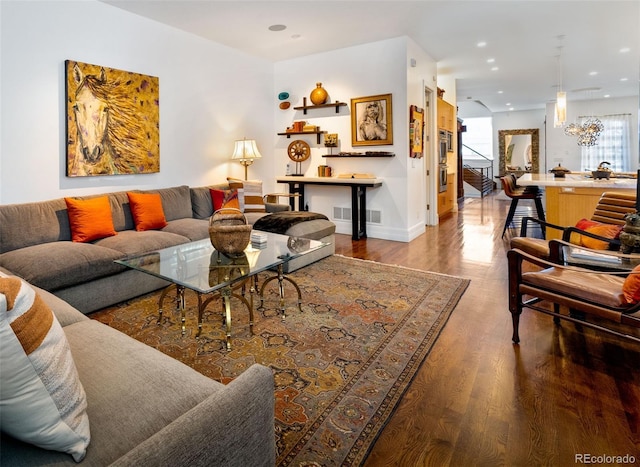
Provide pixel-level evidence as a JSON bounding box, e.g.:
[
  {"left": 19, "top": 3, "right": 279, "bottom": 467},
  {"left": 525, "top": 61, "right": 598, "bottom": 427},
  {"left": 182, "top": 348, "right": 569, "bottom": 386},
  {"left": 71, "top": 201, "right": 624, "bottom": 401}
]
[{"left": 253, "top": 211, "right": 328, "bottom": 235}]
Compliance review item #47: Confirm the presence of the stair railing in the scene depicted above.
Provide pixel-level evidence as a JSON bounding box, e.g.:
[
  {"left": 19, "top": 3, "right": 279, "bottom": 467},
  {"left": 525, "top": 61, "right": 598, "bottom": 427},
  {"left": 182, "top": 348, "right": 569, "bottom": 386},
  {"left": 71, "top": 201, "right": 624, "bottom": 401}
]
[{"left": 461, "top": 144, "right": 494, "bottom": 197}]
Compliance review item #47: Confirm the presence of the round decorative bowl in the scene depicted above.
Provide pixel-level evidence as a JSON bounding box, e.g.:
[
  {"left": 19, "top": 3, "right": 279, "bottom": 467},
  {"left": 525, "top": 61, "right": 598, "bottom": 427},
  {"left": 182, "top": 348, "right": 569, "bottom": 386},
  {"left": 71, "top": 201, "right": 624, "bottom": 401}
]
[{"left": 549, "top": 164, "right": 570, "bottom": 178}]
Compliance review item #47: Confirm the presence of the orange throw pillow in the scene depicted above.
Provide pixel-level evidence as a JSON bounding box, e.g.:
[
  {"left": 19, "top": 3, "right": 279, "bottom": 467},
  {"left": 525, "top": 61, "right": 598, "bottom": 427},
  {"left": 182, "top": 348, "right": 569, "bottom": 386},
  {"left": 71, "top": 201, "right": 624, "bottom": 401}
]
[
  {"left": 622, "top": 264, "right": 640, "bottom": 304},
  {"left": 65, "top": 196, "right": 117, "bottom": 242},
  {"left": 574, "top": 218, "right": 622, "bottom": 250},
  {"left": 127, "top": 192, "right": 168, "bottom": 231}
]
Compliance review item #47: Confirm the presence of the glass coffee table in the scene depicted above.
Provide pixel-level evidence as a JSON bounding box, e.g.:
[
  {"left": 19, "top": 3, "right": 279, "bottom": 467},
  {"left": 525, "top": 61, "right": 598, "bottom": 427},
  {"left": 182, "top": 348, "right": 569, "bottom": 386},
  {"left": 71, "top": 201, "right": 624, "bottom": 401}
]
[{"left": 116, "top": 231, "right": 329, "bottom": 350}]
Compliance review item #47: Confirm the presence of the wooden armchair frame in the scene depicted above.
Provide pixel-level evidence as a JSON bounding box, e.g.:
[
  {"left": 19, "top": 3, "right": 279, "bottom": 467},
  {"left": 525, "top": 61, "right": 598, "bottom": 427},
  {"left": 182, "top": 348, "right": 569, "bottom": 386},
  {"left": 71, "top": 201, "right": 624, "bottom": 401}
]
[
  {"left": 514, "top": 192, "right": 637, "bottom": 257},
  {"left": 507, "top": 247, "right": 640, "bottom": 345}
]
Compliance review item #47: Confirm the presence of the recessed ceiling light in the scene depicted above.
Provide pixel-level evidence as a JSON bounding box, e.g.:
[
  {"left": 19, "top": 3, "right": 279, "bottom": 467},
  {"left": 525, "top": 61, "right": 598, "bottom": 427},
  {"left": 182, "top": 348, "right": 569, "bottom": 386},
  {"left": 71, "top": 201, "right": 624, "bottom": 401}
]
[
  {"left": 509, "top": 107, "right": 514, "bottom": 111},
  {"left": 506, "top": 102, "right": 511, "bottom": 106},
  {"left": 497, "top": 90, "right": 503, "bottom": 94},
  {"left": 620, "top": 77, "right": 629, "bottom": 82},
  {"left": 620, "top": 47, "right": 630, "bottom": 53},
  {"left": 491, "top": 66, "right": 499, "bottom": 71},
  {"left": 268, "top": 24, "right": 287, "bottom": 32},
  {"left": 589, "top": 71, "right": 598, "bottom": 76},
  {"left": 604, "top": 94, "right": 611, "bottom": 98},
  {"left": 487, "top": 58, "right": 495, "bottom": 63},
  {"left": 477, "top": 41, "right": 487, "bottom": 47}
]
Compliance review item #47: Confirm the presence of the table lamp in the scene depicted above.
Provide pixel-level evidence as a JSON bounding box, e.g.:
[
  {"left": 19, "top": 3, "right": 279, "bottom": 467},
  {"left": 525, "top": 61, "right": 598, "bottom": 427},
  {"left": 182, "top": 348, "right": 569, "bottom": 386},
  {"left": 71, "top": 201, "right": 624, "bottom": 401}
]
[{"left": 231, "top": 138, "right": 262, "bottom": 180}]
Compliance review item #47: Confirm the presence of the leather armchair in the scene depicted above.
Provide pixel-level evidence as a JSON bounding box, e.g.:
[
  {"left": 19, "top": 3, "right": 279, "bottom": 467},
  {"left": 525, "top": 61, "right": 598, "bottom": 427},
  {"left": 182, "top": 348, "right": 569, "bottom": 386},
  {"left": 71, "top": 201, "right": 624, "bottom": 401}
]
[{"left": 507, "top": 247, "right": 640, "bottom": 344}]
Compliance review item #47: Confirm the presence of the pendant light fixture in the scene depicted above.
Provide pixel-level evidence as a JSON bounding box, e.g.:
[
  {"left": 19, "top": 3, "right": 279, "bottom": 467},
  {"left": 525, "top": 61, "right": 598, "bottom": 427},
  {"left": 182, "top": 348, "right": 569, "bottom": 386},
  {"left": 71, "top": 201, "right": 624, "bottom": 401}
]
[{"left": 554, "top": 44, "right": 567, "bottom": 128}]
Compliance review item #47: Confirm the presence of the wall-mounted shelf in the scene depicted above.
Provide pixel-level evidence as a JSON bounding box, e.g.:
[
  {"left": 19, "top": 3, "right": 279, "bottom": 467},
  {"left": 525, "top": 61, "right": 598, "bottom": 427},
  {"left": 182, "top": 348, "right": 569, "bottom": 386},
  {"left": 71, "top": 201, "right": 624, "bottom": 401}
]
[
  {"left": 322, "top": 154, "right": 395, "bottom": 158},
  {"left": 277, "top": 131, "right": 327, "bottom": 144},
  {"left": 293, "top": 97, "right": 347, "bottom": 115}
]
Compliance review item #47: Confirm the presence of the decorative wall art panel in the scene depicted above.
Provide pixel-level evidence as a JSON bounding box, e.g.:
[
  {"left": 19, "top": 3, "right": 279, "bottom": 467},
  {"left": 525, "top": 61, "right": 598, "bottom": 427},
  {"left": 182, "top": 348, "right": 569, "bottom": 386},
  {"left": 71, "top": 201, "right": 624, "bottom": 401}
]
[
  {"left": 409, "top": 105, "right": 424, "bottom": 158},
  {"left": 65, "top": 60, "right": 159, "bottom": 177},
  {"left": 350, "top": 94, "right": 393, "bottom": 146}
]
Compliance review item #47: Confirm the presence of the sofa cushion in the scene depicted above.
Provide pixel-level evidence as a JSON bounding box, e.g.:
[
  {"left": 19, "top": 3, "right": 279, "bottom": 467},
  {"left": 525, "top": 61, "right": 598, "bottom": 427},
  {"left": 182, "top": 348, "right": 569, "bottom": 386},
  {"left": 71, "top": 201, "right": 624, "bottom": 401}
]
[
  {"left": 95, "top": 230, "right": 190, "bottom": 256},
  {"left": 0, "top": 242, "right": 125, "bottom": 291},
  {"left": 63, "top": 320, "right": 220, "bottom": 465},
  {"left": 0, "top": 275, "right": 90, "bottom": 462},
  {"left": 65, "top": 196, "right": 117, "bottom": 243},
  {"left": 283, "top": 218, "right": 337, "bottom": 240},
  {"left": 0, "top": 198, "right": 71, "bottom": 253},
  {"left": 191, "top": 185, "right": 227, "bottom": 219},
  {"left": 127, "top": 192, "right": 168, "bottom": 231},
  {"left": 141, "top": 185, "right": 194, "bottom": 221},
  {"left": 623, "top": 264, "right": 640, "bottom": 304},
  {"left": 162, "top": 218, "right": 209, "bottom": 242}
]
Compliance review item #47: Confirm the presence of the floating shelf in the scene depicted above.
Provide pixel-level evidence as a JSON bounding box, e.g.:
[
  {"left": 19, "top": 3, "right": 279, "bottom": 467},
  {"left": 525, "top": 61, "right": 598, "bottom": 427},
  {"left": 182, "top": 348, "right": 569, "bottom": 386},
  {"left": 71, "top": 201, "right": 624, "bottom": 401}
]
[
  {"left": 293, "top": 97, "right": 347, "bottom": 115},
  {"left": 277, "top": 131, "right": 327, "bottom": 144},
  {"left": 322, "top": 153, "right": 395, "bottom": 158}
]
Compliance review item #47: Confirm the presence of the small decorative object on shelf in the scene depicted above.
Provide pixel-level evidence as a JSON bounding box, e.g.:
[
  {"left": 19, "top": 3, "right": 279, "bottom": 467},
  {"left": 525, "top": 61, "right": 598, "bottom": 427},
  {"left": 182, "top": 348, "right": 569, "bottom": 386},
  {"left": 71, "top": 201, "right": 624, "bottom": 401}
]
[
  {"left": 317, "top": 165, "right": 332, "bottom": 177},
  {"left": 287, "top": 140, "right": 311, "bottom": 176},
  {"left": 208, "top": 208, "right": 251, "bottom": 257},
  {"left": 310, "top": 82, "right": 328, "bottom": 105},
  {"left": 324, "top": 133, "right": 338, "bottom": 155}
]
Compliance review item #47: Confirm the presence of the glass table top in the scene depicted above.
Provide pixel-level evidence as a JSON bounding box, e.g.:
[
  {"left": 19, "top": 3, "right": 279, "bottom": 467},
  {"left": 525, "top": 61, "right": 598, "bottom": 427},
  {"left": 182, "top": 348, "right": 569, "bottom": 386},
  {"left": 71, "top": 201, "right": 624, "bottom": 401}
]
[{"left": 116, "top": 230, "right": 329, "bottom": 294}]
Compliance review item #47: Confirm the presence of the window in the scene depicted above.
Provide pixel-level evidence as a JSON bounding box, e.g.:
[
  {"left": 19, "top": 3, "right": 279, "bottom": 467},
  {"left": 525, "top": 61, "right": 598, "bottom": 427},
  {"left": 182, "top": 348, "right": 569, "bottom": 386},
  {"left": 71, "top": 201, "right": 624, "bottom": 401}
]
[{"left": 580, "top": 114, "right": 632, "bottom": 172}]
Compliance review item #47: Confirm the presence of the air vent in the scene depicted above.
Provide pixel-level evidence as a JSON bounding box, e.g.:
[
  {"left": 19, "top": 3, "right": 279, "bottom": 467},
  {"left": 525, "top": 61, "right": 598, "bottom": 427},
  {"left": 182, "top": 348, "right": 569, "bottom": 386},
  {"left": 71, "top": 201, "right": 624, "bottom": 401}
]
[{"left": 333, "top": 207, "right": 381, "bottom": 224}]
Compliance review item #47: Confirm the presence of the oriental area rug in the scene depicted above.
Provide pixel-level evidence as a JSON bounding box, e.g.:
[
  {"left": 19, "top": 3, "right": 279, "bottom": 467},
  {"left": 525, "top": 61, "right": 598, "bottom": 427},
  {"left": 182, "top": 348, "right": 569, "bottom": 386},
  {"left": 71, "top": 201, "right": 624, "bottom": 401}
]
[{"left": 91, "top": 255, "right": 470, "bottom": 465}]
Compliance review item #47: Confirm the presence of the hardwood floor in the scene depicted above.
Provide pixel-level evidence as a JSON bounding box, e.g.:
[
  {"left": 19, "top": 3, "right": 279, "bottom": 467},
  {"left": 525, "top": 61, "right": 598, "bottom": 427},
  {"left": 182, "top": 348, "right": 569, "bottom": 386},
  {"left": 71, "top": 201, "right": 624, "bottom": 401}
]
[{"left": 334, "top": 193, "right": 640, "bottom": 466}]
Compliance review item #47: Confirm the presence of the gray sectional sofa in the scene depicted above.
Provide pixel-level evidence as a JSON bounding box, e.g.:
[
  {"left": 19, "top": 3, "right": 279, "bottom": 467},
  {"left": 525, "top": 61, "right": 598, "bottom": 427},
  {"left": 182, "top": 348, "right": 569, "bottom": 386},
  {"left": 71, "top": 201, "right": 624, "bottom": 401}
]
[
  {"left": 0, "top": 184, "right": 335, "bottom": 313},
  {"left": 0, "top": 269, "right": 275, "bottom": 466}
]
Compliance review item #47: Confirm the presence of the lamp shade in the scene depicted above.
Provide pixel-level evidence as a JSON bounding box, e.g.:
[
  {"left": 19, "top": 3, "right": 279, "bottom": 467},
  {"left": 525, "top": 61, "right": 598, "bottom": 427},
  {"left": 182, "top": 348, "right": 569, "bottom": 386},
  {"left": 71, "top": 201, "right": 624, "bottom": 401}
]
[
  {"left": 554, "top": 91, "right": 566, "bottom": 128},
  {"left": 231, "top": 139, "right": 262, "bottom": 162}
]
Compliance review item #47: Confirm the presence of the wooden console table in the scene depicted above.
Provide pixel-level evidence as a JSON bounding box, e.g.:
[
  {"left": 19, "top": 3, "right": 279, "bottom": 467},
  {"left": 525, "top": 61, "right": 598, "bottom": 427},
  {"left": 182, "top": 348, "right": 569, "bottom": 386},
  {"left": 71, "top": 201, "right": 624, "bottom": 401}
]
[{"left": 276, "top": 176, "right": 383, "bottom": 240}]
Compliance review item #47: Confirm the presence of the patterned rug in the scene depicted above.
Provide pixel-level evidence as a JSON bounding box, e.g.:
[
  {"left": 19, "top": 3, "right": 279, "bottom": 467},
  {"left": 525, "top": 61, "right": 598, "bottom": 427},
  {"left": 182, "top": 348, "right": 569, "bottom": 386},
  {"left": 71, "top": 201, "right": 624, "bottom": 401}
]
[{"left": 91, "top": 255, "right": 470, "bottom": 465}]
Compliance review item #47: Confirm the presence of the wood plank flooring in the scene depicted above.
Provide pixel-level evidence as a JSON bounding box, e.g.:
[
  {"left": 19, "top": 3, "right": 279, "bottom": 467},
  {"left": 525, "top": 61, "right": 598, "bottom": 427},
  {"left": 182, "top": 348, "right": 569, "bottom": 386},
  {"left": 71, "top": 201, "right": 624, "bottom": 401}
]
[{"left": 333, "top": 193, "right": 640, "bottom": 466}]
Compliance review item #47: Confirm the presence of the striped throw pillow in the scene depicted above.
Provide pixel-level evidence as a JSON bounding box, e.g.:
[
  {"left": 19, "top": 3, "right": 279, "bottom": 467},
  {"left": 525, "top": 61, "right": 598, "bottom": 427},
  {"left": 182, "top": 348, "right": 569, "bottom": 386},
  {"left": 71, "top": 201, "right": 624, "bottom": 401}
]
[
  {"left": 227, "top": 178, "right": 266, "bottom": 213},
  {"left": 0, "top": 274, "right": 90, "bottom": 461}
]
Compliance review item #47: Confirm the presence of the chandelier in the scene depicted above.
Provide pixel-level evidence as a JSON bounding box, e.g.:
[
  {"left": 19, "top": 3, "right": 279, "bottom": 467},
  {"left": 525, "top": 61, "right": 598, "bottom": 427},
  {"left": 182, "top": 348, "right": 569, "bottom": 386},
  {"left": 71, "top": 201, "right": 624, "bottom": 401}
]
[{"left": 564, "top": 117, "right": 604, "bottom": 146}]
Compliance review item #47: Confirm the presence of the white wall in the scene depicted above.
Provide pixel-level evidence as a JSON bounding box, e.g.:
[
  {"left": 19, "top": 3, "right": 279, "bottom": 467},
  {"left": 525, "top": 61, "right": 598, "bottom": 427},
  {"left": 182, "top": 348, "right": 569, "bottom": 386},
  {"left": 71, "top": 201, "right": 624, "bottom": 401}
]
[
  {"left": 273, "top": 37, "right": 437, "bottom": 241},
  {"left": 0, "top": 0, "right": 275, "bottom": 204}
]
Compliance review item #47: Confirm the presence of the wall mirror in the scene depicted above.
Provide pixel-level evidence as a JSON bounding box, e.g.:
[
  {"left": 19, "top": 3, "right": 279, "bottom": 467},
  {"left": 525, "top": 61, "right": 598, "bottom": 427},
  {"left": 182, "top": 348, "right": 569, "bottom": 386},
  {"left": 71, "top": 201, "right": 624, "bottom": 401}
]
[{"left": 498, "top": 128, "right": 539, "bottom": 176}]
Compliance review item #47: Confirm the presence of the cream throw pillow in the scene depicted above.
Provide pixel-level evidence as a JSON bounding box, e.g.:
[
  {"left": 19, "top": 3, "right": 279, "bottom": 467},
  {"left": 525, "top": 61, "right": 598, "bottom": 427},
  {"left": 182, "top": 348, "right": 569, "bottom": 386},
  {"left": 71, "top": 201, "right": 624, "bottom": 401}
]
[{"left": 0, "top": 273, "right": 90, "bottom": 462}]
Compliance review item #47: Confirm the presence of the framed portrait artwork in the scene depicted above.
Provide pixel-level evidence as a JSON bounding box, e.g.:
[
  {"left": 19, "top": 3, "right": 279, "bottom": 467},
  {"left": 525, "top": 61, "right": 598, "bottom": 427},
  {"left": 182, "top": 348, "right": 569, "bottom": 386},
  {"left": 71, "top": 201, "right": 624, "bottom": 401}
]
[
  {"left": 409, "top": 105, "right": 424, "bottom": 158},
  {"left": 350, "top": 94, "right": 393, "bottom": 146},
  {"left": 65, "top": 60, "right": 160, "bottom": 177}
]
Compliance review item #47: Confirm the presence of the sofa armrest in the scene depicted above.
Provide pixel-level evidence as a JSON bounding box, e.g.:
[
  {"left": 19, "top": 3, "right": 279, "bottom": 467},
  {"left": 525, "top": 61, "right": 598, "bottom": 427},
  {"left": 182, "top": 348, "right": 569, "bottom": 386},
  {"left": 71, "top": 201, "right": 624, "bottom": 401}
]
[
  {"left": 266, "top": 202, "right": 291, "bottom": 213},
  {"left": 110, "top": 364, "right": 275, "bottom": 467}
]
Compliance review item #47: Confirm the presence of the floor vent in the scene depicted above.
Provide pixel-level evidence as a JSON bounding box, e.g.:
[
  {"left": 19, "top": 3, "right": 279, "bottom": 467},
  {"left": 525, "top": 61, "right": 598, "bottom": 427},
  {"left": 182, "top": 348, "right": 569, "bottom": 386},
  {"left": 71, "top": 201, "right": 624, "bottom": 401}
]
[
  {"left": 333, "top": 207, "right": 352, "bottom": 220},
  {"left": 333, "top": 207, "right": 381, "bottom": 224}
]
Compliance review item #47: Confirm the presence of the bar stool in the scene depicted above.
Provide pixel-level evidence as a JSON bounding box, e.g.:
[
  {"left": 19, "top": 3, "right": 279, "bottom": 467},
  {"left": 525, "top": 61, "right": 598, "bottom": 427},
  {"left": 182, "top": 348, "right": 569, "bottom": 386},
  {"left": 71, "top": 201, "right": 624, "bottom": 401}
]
[{"left": 500, "top": 175, "right": 545, "bottom": 238}]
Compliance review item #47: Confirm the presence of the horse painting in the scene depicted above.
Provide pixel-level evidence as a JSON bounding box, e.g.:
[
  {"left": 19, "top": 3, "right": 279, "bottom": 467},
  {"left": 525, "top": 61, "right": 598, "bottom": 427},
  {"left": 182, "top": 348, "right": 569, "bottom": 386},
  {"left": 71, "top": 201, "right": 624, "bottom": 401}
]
[{"left": 65, "top": 60, "right": 160, "bottom": 176}]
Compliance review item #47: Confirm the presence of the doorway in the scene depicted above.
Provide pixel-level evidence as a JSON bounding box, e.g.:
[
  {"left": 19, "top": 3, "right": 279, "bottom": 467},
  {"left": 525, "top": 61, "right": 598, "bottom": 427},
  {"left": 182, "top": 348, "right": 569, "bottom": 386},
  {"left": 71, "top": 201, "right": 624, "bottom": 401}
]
[{"left": 425, "top": 85, "right": 438, "bottom": 225}]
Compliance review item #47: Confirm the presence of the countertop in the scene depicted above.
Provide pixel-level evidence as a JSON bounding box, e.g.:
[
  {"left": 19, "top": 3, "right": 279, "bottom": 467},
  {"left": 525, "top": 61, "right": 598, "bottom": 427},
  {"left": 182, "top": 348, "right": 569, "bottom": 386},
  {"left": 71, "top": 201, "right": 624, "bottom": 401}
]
[{"left": 517, "top": 173, "right": 637, "bottom": 189}]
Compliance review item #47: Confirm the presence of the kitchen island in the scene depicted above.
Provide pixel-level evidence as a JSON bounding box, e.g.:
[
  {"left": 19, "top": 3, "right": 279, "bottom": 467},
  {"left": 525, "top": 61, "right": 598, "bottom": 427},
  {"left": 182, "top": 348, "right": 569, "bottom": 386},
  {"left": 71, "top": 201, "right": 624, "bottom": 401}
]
[{"left": 517, "top": 173, "right": 637, "bottom": 239}]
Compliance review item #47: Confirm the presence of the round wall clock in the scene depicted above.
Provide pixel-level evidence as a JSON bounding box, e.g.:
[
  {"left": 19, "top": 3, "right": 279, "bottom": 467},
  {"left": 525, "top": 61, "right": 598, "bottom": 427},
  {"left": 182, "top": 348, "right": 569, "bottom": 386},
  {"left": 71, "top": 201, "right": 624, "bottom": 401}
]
[{"left": 287, "top": 140, "right": 311, "bottom": 162}]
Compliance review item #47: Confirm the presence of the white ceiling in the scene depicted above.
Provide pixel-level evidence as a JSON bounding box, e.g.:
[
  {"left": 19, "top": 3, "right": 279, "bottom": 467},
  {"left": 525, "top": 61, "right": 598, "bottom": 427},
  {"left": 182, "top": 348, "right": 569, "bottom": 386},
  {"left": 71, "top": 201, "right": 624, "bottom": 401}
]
[{"left": 103, "top": 0, "right": 639, "bottom": 117}]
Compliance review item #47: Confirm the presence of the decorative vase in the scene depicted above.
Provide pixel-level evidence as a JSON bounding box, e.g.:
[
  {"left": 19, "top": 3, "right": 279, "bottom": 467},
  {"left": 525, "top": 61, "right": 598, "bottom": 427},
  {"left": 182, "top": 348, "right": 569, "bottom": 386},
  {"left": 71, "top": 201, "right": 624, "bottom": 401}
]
[{"left": 310, "top": 82, "right": 328, "bottom": 105}]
